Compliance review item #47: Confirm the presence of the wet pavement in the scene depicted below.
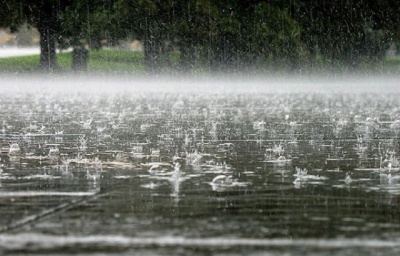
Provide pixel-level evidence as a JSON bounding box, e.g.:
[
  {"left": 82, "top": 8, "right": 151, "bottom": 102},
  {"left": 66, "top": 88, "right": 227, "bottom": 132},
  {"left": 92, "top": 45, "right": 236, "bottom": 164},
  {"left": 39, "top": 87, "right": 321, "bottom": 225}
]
[{"left": 1, "top": 83, "right": 400, "bottom": 255}]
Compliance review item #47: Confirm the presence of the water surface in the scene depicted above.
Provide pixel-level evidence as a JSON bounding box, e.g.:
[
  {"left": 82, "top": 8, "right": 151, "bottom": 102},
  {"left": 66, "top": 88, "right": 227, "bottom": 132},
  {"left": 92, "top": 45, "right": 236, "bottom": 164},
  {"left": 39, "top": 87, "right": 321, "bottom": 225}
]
[{"left": 1, "top": 80, "right": 400, "bottom": 255}]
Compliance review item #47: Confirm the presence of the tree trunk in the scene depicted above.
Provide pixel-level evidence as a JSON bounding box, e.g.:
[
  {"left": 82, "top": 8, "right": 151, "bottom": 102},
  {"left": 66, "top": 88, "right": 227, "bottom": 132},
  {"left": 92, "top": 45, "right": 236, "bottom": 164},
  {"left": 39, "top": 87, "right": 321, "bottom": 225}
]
[
  {"left": 179, "top": 42, "right": 195, "bottom": 73},
  {"left": 72, "top": 47, "right": 89, "bottom": 71},
  {"left": 38, "top": 22, "right": 58, "bottom": 71},
  {"left": 144, "top": 37, "right": 162, "bottom": 74},
  {"left": 210, "top": 40, "right": 222, "bottom": 73}
]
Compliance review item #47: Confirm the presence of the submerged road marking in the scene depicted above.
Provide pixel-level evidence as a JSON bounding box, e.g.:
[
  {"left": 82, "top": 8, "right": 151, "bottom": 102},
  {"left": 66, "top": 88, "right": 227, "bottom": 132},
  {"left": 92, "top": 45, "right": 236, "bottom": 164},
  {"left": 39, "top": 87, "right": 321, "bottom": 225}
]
[{"left": 0, "top": 190, "right": 109, "bottom": 233}]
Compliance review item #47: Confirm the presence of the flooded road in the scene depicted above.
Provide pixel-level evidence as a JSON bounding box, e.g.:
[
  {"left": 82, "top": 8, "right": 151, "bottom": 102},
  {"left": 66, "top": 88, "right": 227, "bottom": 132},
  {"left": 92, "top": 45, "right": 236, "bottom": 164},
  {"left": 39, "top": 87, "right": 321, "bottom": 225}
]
[{"left": 1, "top": 79, "right": 400, "bottom": 255}]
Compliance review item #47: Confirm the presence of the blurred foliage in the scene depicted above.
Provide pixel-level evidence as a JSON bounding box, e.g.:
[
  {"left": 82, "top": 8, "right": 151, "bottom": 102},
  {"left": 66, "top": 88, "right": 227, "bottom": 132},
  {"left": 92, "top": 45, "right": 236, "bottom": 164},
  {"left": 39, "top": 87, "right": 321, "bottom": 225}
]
[{"left": 1, "top": 0, "right": 400, "bottom": 73}]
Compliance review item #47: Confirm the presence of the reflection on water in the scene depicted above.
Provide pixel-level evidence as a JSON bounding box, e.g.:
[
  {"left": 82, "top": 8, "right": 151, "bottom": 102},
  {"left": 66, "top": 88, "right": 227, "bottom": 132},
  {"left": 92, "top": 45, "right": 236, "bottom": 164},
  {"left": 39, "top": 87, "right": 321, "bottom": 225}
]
[{"left": 1, "top": 91, "right": 400, "bottom": 254}]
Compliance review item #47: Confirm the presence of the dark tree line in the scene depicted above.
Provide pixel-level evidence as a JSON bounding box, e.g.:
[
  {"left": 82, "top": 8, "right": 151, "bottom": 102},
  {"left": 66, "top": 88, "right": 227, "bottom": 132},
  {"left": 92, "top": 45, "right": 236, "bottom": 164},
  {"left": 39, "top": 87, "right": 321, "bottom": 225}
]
[{"left": 1, "top": 0, "right": 399, "bottom": 73}]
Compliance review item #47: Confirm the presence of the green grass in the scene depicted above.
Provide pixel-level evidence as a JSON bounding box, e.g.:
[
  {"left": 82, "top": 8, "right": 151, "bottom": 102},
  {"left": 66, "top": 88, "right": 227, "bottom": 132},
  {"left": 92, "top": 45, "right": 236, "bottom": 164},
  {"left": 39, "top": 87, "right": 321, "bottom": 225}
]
[
  {"left": 89, "top": 50, "right": 145, "bottom": 73},
  {"left": 1, "top": 48, "right": 400, "bottom": 75},
  {"left": 379, "top": 57, "right": 400, "bottom": 74},
  {"left": 0, "top": 54, "right": 40, "bottom": 72},
  {"left": 0, "top": 49, "right": 145, "bottom": 74}
]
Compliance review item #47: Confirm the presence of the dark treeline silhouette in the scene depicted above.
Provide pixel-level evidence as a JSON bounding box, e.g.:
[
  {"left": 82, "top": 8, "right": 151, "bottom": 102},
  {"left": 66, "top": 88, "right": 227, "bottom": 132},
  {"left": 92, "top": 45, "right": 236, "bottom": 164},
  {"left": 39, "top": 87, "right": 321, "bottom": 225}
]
[{"left": 1, "top": 0, "right": 399, "bottom": 73}]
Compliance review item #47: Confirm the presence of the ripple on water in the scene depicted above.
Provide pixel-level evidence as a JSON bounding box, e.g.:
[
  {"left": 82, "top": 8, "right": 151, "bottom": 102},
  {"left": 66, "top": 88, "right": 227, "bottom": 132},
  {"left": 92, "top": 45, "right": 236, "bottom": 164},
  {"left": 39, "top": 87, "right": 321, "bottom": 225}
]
[
  {"left": 3, "top": 90, "right": 400, "bottom": 254},
  {"left": 0, "top": 233, "right": 400, "bottom": 252}
]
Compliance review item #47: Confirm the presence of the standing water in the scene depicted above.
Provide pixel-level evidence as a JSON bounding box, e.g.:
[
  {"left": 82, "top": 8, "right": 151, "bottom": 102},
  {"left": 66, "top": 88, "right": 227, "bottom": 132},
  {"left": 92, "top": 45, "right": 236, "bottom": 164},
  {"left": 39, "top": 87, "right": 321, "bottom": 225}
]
[{"left": 1, "top": 75, "right": 400, "bottom": 255}]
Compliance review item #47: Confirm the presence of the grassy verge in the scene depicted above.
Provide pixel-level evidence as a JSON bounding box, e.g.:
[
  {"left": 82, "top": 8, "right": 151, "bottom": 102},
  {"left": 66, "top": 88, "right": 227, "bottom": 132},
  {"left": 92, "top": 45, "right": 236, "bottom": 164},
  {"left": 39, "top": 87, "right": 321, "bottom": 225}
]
[
  {"left": 380, "top": 57, "right": 400, "bottom": 74},
  {"left": 0, "top": 49, "right": 145, "bottom": 74},
  {"left": 1, "top": 48, "right": 400, "bottom": 75},
  {"left": 88, "top": 50, "right": 145, "bottom": 73}
]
